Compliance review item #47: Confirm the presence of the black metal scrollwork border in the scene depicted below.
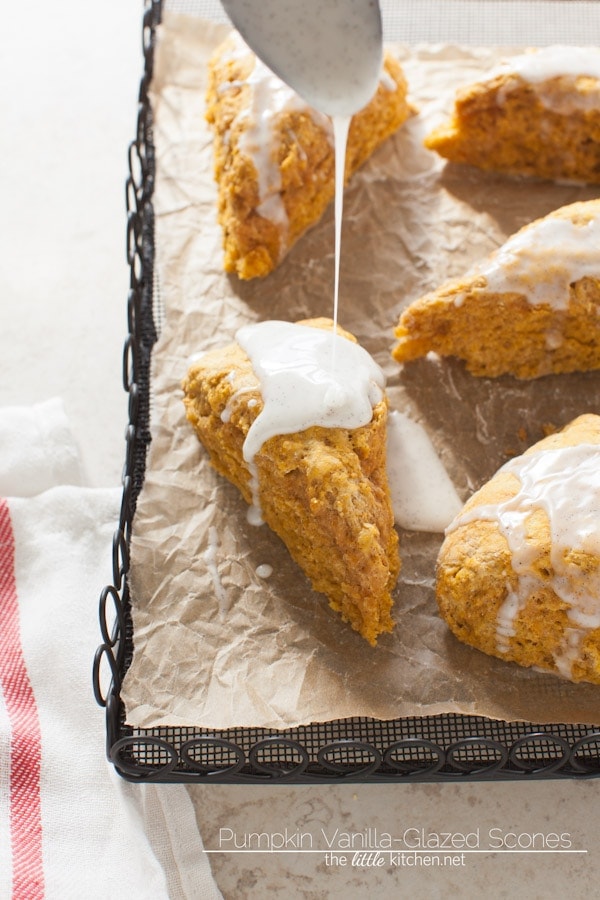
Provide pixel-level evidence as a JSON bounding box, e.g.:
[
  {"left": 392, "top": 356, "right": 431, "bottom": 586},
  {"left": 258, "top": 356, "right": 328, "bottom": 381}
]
[
  {"left": 93, "top": 0, "right": 600, "bottom": 784},
  {"left": 92, "top": 0, "right": 161, "bottom": 727}
]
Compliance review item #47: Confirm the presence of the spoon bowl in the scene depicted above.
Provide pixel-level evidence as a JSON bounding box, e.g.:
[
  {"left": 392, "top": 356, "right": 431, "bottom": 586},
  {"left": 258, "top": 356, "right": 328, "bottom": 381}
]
[{"left": 220, "top": 0, "right": 383, "bottom": 118}]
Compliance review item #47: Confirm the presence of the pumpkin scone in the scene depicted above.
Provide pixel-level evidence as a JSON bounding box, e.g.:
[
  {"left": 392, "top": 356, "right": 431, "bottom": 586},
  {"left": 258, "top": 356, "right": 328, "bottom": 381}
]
[
  {"left": 182, "top": 317, "right": 400, "bottom": 645},
  {"left": 205, "top": 31, "right": 414, "bottom": 279},
  {"left": 392, "top": 200, "right": 600, "bottom": 379},
  {"left": 436, "top": 414, "right": 600, "bottom": 684},
  {"left": 425, "top": 46, "right": 600, "bottom": 183}
]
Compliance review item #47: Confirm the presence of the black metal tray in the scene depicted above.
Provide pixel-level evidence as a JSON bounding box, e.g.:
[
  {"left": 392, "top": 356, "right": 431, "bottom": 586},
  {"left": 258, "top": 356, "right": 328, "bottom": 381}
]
[{"left": 93, "top": 0, "right": 600, "bottom": 782}]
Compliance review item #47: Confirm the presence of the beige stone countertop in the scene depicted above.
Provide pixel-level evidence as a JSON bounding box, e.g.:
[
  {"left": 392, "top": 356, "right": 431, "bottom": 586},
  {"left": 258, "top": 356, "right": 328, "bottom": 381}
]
[
  {"left": 2, "top": 1, "right": 598, "bottom": 897},
  {"left": 188, "top": 780, "right": 600, "bottom": 898}
]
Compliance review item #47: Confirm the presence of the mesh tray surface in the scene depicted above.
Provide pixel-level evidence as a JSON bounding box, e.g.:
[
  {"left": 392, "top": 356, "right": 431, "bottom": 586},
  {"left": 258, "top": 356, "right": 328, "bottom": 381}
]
[{"left": 93, "top": 0, "right": 600, "bottom": 783}]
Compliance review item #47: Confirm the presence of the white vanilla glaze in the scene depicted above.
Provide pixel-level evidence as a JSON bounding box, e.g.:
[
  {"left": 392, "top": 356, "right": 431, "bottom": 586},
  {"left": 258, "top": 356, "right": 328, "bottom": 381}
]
[
  {"left": 386, "top": 411, "right": 462, "bottom": 533},
  {"left": 222, "top": 32, "right": 332, "bottom": 239},
  {"left": 446, "top": 442, "right": 600, "bottom": 677},
  {"left": 509, "top": 46, "right": 600, "bottom": 83},
  {"left": 459, "top": 212, "right": 600, "bottom": 310},
  {"left": 235, "top": 320, "right": 385, "bottom": 524},
  {"left": 331, "top": 114, "right": 350, "bottom": 347},
  {"left": 492, "top": 46, "right": 600, "bottom": 113},
  {"left": 203, "top": 525, "right": 230, "bottom": 620}
]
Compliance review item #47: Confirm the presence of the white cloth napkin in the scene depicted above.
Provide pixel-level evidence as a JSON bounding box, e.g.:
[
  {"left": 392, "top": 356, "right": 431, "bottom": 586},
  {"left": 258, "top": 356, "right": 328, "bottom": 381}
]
[{"left": 0, "top": 399, "right": 222, "bottom": 900}]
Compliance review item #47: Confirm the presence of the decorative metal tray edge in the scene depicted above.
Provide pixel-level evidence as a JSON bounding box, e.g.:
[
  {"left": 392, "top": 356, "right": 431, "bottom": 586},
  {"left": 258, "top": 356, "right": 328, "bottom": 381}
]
[{"left": 92, "top": 0, "right": 600, "bottom": 783}]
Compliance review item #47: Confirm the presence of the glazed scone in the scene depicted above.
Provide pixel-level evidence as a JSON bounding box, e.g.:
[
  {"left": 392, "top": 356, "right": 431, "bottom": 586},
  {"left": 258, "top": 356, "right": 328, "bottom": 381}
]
[
  {"left": 392, "top": 200, "right": 600, "bottom": 379},
  {"left": 206, "top": 31, "right": 414, "bottom": 279},
  {"left": 437, "top": 414, "right": 600, "bottom": 684},
  {"left": 182, "top": 318, "right": 400, "bottom": 645},
  {"left": 425, "top": 46, "right": 600, "bottom": 182}
]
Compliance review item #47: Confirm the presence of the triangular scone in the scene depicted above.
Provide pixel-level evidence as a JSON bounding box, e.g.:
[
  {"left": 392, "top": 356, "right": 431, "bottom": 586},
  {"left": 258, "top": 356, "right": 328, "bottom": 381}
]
[
  {"left": 206, "top": 32, "right": 414, "bottom": 279},
  {"left": 436, "top": 414, "right": 600, "bottom": 684},
  {"left": 182, "top": 318, "right": 400, "bottom": 645},
  {"left": 393, "top": 200, "right": 600, "bottom": 379},
  {"left": 425, "top": 46, "right": 600, "bottom": 183}
]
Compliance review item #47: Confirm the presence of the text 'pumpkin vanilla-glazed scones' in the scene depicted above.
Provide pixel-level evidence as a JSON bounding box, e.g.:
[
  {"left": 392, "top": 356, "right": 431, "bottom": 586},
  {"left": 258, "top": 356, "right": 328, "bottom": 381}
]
[
  {"left": 437, "top": 415, "right": 600, "bottom": 684},
  {"left": 393, "top": 199, "right": 600, "bottom": 379},
  {"left": 205, "top": 31, "right": 414, "bottom": 279},
  {"left": 182, "top": 318, "right": 400, "bottom": 646},
  {"left": 425, "top": 45, "right": 600, "bottom": 183}
]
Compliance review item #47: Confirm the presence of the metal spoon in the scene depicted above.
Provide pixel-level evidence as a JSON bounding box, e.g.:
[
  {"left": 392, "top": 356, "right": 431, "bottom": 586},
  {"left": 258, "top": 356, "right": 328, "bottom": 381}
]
[{"left": 219, "top": 0, "right": 383, "bottom": 117}]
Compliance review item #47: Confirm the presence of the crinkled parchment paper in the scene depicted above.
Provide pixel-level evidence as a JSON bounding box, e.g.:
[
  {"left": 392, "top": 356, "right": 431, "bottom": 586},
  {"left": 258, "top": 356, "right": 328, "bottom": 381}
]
[{"left": 121, "top": 12, "right": 600, "bottom": 729}]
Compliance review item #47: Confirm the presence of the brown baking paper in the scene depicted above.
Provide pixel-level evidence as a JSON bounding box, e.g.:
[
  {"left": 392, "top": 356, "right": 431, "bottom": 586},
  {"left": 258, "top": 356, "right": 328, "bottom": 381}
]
[{"left": 121, "top": 11, "right": 600, "bottom": 729}]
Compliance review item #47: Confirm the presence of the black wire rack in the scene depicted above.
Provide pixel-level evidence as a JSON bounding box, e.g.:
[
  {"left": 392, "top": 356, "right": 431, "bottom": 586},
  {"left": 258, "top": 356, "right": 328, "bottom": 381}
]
[{"left": 93, "top": 0, "right": 600, "bottom": 783}]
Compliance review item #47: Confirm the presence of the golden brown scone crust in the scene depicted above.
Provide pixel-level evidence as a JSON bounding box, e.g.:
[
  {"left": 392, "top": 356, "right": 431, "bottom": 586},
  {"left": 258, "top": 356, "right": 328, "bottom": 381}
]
[
  {"left": 206, "top": 34, "right": 414, "bottom": 279},
  {"left": 425, "top": 64, "right": 600, "bottom": 182},
  {"left": 436, "top": 414, "right": 600, "bottom": 683},
  {"left": 182, "top": 318, "right": 400, "bottom": 645},
  {"left": 392, "top": 200, "right": 600, "bottom": 379}
]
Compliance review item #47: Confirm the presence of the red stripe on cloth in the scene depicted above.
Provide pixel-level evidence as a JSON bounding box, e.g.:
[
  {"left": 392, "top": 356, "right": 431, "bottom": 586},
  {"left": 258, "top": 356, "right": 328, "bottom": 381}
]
[{"left": 0, "top": 499, "right": 45, "bottom": 899}]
